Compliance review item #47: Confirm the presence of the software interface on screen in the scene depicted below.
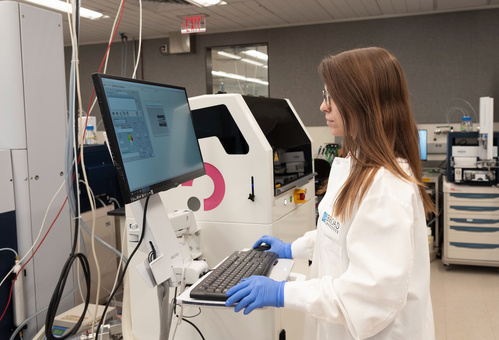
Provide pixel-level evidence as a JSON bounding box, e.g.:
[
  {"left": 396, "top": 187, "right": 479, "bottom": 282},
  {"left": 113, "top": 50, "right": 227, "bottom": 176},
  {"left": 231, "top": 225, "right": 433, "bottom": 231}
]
[{"left": 99, "top": 77, "right": 204, "bottom": 198}]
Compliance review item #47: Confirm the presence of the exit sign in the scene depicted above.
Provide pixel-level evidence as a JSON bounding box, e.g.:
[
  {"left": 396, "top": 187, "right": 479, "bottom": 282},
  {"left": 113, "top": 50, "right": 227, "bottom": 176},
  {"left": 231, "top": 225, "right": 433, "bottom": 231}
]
[{"left": 181, "top": 15, "right": 206, "bottom": 34}]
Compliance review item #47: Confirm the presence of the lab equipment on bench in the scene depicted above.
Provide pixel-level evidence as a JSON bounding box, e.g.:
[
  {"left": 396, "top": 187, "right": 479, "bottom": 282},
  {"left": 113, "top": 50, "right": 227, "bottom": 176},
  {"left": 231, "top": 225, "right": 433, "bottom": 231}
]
[
  {"left": 32, "top": 304, "right": 118, "bottom": 340},
  {"left": 92, "top": 73, "right": 208, "bottom": 339},
  {"left": 447, "top": 97, "right": 498, "bottom": 185}
]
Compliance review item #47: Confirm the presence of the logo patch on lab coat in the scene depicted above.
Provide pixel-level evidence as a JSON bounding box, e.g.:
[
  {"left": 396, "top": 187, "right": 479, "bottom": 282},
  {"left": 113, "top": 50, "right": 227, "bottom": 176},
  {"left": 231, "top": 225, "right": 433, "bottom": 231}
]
[{"left": 322, "top": 211, "right": 340, "bottom": 236}]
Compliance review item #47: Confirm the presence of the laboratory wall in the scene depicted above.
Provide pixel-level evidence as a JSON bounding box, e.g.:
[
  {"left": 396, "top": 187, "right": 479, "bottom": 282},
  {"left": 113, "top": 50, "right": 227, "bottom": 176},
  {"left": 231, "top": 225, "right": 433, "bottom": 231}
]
[{"left": 68, "top": 8, "right": 499, "bottom": 127}]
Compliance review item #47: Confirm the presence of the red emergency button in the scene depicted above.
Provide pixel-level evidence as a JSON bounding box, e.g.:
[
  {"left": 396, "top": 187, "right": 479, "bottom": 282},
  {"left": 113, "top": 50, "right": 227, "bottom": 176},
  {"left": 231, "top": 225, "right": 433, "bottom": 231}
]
[{"left": 293, "top": 189, "right": 306, "bottom": 203}]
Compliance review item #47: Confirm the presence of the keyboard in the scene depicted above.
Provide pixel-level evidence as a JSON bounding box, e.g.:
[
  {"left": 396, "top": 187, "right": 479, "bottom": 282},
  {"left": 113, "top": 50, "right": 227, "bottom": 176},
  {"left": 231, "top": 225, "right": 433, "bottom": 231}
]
[{"left": 189, "top": 249, "right": 279, "bottom": 301}]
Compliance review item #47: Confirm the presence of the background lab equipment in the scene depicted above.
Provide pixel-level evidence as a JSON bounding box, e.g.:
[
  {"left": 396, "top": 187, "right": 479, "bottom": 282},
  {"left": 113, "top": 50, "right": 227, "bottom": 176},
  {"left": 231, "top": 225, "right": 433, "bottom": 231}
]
[
  {"left": 442, "top": 178, "right": 499, "bottom": 268},
  {"left": 443, "top": 96, "right": 499, "bottom": 268},
  {"left": 447, "top": 97, "right": 498, "bottom": 185},
  {"left": 0, "top": 3, "right": 74, "bottom": 339},
  {"left": 161, "top": 93, "right": 316, "bottom": 339}
]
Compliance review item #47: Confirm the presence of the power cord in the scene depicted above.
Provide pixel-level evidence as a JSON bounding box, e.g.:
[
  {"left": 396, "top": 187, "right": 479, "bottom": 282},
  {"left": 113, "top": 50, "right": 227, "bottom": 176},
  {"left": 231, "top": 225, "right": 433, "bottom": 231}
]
[
  {"left": 44, "top": 253, "right": 91, "bottom": 340},
  {"left": 180, "top": 318, "right": 206, "bottom": 340},
  {"left": 170, "top": 287, "right": 206, "bottom": 340}
]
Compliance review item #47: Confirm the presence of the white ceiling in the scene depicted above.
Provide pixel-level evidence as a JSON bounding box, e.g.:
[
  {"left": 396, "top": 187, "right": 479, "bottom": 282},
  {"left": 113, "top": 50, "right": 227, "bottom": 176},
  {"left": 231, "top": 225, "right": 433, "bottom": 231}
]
[{"left": 15, "top": 0, "right": 499, "bottom": 46}]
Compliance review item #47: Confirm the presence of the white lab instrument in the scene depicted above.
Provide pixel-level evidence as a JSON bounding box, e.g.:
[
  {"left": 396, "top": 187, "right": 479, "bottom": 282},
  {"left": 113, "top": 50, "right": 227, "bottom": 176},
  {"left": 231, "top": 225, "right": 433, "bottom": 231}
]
[
  {"left": 32, "top": 304, "right": 118, "bottom": 340},
  {"left": 447, "top": 96, "right": 498, "bottom": 184},
  {"left": 161, "top": 93, "right": 316, "bottom": 339},
  {"left": 0, "top": 3, "right": 73, "bottom": 339}
]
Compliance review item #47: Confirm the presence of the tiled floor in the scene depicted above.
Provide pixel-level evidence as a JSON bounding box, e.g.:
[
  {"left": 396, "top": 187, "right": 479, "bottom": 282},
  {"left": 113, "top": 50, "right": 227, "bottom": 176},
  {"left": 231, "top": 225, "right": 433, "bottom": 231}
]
[{"left": 430, "top": 259, "right": 499, "bottom": 340}]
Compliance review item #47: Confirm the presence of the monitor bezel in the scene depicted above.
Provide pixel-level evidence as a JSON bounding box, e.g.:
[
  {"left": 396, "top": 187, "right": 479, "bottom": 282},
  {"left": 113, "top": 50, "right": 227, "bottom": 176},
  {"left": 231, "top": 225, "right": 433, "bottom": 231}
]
[{"left": 92, "top": 73, "right": 206, "bottom": 204}]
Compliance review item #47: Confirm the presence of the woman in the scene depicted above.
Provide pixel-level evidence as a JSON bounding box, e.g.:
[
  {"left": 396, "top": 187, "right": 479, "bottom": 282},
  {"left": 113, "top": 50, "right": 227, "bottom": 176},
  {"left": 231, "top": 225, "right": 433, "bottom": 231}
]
[{"left": 225, "top": 47, "right": 435, "bottom": 339}]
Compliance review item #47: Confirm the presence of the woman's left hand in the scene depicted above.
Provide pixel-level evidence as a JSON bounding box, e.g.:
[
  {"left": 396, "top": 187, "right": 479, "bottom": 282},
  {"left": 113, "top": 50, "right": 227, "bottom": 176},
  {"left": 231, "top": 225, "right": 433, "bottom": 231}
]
[{"left": 225, "top": 276, "right": 286, "bottom": 315}]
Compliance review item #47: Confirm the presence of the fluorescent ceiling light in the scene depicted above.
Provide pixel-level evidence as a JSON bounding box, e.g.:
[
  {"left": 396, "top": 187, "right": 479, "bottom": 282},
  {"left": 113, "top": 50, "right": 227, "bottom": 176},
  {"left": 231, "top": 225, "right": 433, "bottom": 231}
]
[
  {"left": 25, "top": 0, "right": 105, "bottom": 20},
  {"left": 187, "top": 0, "right": 227, "bottom": 7},
  {"left": 212, "top": 71, "right": 269, "bottom": 86},
  {"left": 242, "top": 50, "right": 268, "bottom": 61},
  {"left": 241, "top": 58, "right": 263, "bottom": 67},
  {"left": 217, "top": 51, "right": 241, "bottom": 60}
]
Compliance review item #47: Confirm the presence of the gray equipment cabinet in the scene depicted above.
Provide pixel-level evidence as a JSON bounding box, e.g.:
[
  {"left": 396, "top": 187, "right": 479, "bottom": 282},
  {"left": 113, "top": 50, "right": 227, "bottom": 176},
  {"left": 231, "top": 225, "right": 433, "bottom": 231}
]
[{"left": 442, "top": 178, "right": 499, "bottom": 268}]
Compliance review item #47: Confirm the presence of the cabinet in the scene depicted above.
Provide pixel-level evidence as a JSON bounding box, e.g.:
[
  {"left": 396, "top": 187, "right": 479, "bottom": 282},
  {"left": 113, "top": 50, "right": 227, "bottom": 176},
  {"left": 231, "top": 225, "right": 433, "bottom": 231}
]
[{"left": 442, "top": 178, "right": 499, "bottom": 268}]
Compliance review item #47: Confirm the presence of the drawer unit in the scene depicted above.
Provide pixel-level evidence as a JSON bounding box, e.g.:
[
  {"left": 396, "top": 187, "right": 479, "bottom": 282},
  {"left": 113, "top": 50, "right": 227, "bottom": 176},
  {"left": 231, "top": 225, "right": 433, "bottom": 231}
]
[{"left": 443, "top": 178, "right": 499, "bottom": 268}]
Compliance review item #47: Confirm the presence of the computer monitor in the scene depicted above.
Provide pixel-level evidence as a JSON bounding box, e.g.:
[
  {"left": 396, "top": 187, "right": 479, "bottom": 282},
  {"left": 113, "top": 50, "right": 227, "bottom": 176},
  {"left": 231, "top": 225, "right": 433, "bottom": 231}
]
[
  {"left": 92, "top": 73, "right": 206, "bottom": 203},
  {"left": 418, "top": 129, "right": 428, "bottom": 161}
]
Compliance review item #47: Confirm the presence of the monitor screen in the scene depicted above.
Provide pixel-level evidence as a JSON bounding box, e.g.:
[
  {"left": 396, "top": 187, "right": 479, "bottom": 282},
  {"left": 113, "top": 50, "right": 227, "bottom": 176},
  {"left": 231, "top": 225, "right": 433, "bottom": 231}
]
[
  {"left": 92, "top": 74, "right": 205, "bottom": 203},
  {"left": 418, "top": 129, "right": 428, "bottom": 161}
]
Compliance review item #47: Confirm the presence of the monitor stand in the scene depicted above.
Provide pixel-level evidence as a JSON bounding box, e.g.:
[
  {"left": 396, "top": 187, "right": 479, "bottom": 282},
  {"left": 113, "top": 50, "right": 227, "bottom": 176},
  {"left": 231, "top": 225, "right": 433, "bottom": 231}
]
[{"left": 122, "top": 193, "right": 188, "bottom": 339}]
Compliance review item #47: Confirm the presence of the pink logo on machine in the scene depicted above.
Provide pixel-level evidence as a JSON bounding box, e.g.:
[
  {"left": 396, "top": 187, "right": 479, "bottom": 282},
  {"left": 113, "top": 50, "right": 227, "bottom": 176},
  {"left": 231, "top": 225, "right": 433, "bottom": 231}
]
[{"left": 183, "top": 162, "right": 225, "bottom": 211}]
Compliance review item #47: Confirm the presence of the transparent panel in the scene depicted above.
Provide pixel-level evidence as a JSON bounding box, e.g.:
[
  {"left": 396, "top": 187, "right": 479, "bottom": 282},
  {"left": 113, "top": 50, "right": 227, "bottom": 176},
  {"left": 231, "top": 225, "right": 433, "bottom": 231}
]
[{"left": 207, "top": 44, "right": 269, "bottom": 97}]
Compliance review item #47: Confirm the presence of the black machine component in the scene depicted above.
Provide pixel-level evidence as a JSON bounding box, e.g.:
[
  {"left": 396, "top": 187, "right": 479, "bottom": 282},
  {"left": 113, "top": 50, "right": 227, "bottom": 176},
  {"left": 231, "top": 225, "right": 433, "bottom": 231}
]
[
  {"left": 242, "top": 96, "right": 313, "bottom": 196},
  {"left": 76, "top": 144, "right": 124, "bottom": 212}
]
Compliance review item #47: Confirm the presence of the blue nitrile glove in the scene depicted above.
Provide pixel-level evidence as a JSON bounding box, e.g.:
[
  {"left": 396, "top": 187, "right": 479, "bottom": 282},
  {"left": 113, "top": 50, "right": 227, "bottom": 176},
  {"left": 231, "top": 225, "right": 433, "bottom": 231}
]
[
  {"left": 225, "top": 276, "right": 285, "bottom": 315},
  {"left": 253, "top": 235, "right": 292, "bottom": 259}
]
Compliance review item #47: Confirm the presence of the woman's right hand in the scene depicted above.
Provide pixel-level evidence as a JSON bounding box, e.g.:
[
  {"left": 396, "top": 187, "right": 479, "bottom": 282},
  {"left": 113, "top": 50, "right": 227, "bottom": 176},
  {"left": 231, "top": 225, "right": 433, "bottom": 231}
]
[{"left": 253, "top": 235, "right": 292, "bottom": 259}]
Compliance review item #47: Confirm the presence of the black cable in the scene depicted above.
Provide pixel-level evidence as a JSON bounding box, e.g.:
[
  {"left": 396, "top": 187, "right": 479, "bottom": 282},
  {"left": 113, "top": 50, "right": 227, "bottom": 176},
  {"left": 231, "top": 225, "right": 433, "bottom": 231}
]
[
  {"left": 44, "top": 253, "right": 91, "bottom": 340},
  {"left": 181, "top": 318, "right": 206, "bottom": 340},
  {"left": 95, "top": 196, "right": 151, "bottom": 339},
  {"left": 171, "top": 287, "right": 203, "bottom": 339},
  {"left": 148, "top": 240, "right": 156, "bottom": 263}
]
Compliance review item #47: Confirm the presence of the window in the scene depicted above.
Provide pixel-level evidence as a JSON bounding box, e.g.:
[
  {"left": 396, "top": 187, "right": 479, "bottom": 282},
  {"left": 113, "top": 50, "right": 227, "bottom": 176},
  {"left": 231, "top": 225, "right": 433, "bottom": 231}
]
[{"left": 206, "top": 44, "right": 269, "bottom": 97}]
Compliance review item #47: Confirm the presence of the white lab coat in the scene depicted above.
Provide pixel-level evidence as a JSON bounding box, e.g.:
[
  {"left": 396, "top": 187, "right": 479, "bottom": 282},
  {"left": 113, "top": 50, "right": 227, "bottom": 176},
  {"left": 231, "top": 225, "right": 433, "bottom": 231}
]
[{"left": 284, "top": 157, "right": 435, "bottom": 340}]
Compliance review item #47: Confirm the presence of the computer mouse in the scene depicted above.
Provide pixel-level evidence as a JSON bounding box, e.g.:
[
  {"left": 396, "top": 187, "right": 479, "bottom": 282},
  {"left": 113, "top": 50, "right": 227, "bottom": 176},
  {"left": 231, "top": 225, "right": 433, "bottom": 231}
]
[{"left": 253, "top": 243, "right": 271, "bottom": 251}]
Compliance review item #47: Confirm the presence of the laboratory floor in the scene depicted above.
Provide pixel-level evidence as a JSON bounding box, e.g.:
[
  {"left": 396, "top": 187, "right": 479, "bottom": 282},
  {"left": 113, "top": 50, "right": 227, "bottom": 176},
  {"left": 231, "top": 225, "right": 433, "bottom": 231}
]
[{"left": 431, "top": 259, "right": 499, "bottom": 339}]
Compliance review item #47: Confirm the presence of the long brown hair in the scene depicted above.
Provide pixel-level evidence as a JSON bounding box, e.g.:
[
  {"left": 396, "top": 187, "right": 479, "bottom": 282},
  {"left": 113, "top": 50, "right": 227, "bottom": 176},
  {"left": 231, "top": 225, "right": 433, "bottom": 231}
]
[{"left": 319, "top": 47, "right": 434, "bottom": 221}]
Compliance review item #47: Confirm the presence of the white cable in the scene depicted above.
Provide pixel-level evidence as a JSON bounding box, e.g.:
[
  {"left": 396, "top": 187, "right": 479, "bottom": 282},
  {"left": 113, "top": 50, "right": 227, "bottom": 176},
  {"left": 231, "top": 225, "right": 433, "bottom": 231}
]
[
  {"left": 101, "top": 218, "right": 128, "bottom": 330},
  {"left": 0, "top": 248, "right": 18, "bottom": 258},
  {"left": 131, "top": 0, "right": 142, "bottom": 79},
  {"left": 445, "top": 106, "right": 468, "bottom": 124},
  {"left": 170, "top": 265, "right": 187, "bottom": 340},
  {"left": 79, "top": 167, "right": 101, "bottom": 334},
  {"left": 87, "top": 0, "right": 125, "bottom": 119},
  {"left": 450, "top": 97, "right": 479, "bottom": 122},
  {"left": 96, "top": 196, "right": 107, "bottom": 208},
  {"left": 108, "top": 197, "right": 121, "bottom": 208},
  {"left": 0, "top": 180, "right": 66, "bottom": 288},
  {"left": 79, "top": 218, "right": 127, "bottom": 262},
  {"left": 92, "top": 4, "right": 128, "bottom": 337},
  {"left": 68, "top": 0, "right": 102, "bottom": 333}
]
